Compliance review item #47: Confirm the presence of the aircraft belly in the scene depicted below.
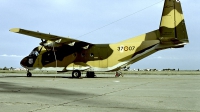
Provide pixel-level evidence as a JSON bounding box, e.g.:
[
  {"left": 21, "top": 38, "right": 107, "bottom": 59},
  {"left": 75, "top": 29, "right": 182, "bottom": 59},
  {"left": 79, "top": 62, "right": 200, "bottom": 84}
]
[{"left": 33, "top": 67, "right": 65, "bottom": 71}]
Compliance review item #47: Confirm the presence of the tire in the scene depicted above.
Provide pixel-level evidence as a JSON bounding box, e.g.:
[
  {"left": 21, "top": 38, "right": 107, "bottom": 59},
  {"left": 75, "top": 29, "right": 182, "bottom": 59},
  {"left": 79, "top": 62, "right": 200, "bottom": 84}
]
[
  {"left": 27, "top": 72, "right": 32, "bottom": 77},
  {"left": 72, "top": 70, "right": 81, "bottom": 78},
  {"left": 86, "top": 71, "right": 95, "bottom": 78}
]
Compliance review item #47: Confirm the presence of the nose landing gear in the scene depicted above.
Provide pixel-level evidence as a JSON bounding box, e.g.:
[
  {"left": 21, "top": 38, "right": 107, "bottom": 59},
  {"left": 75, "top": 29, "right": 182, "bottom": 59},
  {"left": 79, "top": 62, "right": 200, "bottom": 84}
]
[{"left": 27, "top": 70, "right": 32, "bottom": 77}]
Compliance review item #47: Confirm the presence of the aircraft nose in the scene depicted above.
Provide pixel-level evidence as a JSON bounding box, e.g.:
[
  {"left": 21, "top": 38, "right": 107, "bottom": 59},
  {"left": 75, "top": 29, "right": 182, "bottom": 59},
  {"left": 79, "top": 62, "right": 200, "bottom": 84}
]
[
  {"left": 20, "top": 56, "right": 35, "bottom": 68},
  {"left": 20, "top": 57, "right": 28, "bottom": 68}
]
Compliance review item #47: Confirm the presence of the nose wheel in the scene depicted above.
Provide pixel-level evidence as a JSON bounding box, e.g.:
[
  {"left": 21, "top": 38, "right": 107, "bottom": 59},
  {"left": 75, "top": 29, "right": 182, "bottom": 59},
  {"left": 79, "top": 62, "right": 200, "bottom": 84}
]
[{"left": 27, "top": 70, "right": 32, "bottom": 77}]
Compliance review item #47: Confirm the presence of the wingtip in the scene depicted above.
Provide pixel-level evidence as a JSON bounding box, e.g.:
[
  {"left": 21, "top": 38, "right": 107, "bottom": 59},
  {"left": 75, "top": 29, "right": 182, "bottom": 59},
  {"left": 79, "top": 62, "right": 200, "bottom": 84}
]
[{"left": 9, "top": 28, "right": 20, "bottom": 32}]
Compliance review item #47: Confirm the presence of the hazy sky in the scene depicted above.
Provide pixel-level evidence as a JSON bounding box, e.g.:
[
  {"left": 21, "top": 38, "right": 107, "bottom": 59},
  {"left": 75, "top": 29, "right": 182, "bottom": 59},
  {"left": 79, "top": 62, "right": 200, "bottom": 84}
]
[{"left": 0, "top": 0, "right": 199, "bottom": 70}]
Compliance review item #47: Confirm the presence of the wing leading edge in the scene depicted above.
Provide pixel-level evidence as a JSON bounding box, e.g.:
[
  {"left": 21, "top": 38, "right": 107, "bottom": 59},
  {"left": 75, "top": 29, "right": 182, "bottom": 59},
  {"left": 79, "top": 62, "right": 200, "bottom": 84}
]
[{"left": 9, "top": 28, "right": 92, "bottom": 47}]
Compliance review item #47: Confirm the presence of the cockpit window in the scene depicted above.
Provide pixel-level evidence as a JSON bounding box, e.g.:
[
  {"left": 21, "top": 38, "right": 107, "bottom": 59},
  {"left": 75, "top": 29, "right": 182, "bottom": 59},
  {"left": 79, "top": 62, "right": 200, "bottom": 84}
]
[{"left": 29, "top": 47, "right": 40, "bottom": 56}]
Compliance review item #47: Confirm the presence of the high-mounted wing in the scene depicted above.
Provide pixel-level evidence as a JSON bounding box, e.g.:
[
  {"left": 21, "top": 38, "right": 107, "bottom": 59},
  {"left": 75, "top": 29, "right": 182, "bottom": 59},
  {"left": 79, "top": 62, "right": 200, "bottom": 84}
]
[{"left": 10, "top": 28, "right": 92, "bottom": 48}]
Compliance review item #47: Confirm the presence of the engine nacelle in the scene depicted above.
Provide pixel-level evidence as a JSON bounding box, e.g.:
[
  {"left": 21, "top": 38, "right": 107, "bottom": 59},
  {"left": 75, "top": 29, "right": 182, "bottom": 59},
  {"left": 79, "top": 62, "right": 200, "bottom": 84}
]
[{"left": 40, "top": 41, "right": 61, "bottom": 48}]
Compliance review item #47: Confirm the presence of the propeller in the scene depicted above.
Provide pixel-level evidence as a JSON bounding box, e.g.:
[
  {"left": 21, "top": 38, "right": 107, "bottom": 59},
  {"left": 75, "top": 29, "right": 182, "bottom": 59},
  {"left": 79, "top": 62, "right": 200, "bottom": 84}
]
[{"left": 39, "top": 39, "right": 58, "bottom": 68}]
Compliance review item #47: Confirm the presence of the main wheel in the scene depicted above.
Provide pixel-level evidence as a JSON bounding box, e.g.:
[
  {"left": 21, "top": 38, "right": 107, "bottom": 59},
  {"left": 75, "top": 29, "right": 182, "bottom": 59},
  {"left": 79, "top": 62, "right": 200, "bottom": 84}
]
[
  {"left": 72, "top": 70, "right": 81, "bottom": 78},
  {"left": 27, "top": 72, "right": 32, "bottom": 77},
  {"left": 86, "top": 71, "right": 96, "bottom": 78}
]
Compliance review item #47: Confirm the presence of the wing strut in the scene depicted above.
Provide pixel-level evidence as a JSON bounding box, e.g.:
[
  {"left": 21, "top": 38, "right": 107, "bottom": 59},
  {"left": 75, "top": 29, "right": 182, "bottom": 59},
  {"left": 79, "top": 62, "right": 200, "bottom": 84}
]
[{"left": 52, "top": 44, "right": 57, "bottom": 68}]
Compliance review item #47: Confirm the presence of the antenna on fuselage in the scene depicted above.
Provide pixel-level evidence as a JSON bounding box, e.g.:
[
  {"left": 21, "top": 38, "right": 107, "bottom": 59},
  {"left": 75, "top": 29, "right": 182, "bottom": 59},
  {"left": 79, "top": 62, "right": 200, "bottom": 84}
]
[{"left": 76, "top": 0, "right": 164, "bottom": 39}]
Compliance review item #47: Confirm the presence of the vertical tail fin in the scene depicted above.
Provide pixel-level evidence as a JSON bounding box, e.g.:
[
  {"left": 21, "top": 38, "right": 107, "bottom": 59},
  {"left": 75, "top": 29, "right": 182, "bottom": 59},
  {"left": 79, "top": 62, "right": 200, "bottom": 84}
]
[{"left": 159, "top": 0, "right": 188, "bottom": 45}]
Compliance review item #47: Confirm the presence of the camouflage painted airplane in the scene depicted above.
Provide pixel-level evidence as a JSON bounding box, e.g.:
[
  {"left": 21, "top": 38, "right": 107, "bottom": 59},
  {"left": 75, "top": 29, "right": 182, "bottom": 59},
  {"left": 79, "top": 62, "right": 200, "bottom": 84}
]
[{"left": 10, "top": 0, "right": 188, "bottom": 78}]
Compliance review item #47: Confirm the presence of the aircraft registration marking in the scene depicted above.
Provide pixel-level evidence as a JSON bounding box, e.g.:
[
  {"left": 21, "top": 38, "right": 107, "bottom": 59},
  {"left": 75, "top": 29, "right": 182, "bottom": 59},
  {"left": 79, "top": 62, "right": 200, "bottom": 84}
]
[{"left": 117, "top": 45, "right": 135, "bottom": 52}]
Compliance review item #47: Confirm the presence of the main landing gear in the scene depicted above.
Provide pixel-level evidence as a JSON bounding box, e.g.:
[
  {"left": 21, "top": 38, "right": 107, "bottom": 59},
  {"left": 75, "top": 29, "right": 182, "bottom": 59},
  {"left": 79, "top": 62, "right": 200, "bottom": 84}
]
[
  {"left": 86, "top": 71, "right": 96, "bottom": 78},
  {"left": 27, "top": 70, "right": 32, "bottom": 77},
  {"left": 72, "top": 70, "right": 81, "bottom": 78},
  {"left": 115, "top": 71, "right": 123, "bottom": 77},
  {"left": 71, "top": 70, "right": 96, "bottom": 78}
]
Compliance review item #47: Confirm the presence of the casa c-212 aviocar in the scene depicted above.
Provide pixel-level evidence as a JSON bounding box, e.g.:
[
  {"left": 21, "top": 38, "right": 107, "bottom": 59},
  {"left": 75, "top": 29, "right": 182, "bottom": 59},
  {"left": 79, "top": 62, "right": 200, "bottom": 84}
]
[{"left": 10, "top": 0, "right": 188, "bottom": 78}]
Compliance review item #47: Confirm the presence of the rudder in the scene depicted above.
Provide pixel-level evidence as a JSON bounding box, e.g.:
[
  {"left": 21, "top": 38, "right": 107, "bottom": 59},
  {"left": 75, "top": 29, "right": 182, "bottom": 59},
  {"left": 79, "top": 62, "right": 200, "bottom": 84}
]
[{"left": 159, "top": 0, "right": 188, "bottom": 45}]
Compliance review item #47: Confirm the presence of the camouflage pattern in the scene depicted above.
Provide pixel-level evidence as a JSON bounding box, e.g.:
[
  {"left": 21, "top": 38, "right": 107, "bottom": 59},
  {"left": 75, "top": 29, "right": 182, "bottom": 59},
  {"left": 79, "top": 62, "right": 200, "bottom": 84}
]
[{"left": 10, "top": 0, "right": 188, "bottom": 72}]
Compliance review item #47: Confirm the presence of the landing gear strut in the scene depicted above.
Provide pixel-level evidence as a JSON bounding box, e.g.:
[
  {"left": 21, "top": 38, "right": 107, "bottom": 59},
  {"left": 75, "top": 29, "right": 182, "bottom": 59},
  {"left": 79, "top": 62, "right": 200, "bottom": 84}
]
[
  {"left": 27, "top": 70, "right": 32, "bottom": 77},
  {"left": 115, "top": 71, "right": 123, "bottom": 77},
  {"left": 72, "top": 70, "right": 81, "bottom": 78}
]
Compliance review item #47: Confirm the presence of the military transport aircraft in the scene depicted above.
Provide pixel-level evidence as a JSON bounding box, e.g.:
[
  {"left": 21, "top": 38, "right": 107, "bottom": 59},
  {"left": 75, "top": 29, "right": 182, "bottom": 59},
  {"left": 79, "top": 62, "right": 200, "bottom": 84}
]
[{"left": 10, "top": 0, "right": 188, "bottom": 78}]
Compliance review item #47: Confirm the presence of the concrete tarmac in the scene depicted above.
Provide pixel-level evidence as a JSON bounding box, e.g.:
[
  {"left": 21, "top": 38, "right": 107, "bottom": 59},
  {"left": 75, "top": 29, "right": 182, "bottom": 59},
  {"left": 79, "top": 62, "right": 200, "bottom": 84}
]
[{"left": 0, "top": 73, "right": 199, "bottom": 112}]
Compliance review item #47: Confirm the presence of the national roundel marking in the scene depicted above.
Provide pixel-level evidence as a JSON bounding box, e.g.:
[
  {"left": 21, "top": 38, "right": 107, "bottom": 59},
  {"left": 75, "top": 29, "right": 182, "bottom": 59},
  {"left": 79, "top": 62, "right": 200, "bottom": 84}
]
[{"left": 124, "top": 46, "right": 128, "bottom": 51}]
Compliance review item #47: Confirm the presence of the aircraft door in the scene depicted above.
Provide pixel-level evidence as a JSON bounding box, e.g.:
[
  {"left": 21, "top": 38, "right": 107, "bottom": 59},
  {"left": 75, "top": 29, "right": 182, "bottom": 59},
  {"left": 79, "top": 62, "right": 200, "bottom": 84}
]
[
  {"left": 90, "top": 46, "right": 108, "bottom": 68},
  {"left": 89, "top": 46, "right": 98, "bottom": 68}
]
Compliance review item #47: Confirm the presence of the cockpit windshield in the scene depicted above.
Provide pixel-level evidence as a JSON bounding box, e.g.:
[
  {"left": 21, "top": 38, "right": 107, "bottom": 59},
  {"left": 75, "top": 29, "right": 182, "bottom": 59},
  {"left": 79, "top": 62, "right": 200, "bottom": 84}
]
[{"left": 29, "top": 47, "right": 40, "bottom": 57}]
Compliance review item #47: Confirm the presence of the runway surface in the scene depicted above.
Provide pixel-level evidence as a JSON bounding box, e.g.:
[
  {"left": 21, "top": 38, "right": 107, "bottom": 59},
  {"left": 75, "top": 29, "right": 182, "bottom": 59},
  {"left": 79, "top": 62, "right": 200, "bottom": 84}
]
[{"left": 0, "top": 73, "right": 199, "bottom": 112}]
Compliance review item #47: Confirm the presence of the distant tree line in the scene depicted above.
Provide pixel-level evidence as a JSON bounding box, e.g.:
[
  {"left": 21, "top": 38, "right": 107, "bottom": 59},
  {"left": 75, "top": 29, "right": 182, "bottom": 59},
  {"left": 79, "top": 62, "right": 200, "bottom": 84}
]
[{"left": 0, "top": 67, "right": 14, "bottom": 70}]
